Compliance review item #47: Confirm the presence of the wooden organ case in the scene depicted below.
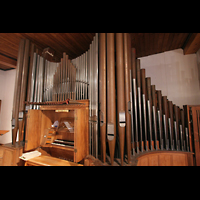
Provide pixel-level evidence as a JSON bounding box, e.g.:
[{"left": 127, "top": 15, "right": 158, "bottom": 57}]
[{"left": 24, "top": 100, "right": 89, "bottom": 163}]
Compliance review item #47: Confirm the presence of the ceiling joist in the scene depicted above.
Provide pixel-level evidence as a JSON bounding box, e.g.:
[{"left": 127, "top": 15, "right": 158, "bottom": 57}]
[
  {"left": 0, "top": 54, "right": 16, "bottom": 70},
  {"left": 183, "top": 33, "right": 200, "bottom": 55}
]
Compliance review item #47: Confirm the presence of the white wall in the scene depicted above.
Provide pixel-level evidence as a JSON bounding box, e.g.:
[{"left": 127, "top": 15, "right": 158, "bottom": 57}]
[
  {"left": 0, "top": 69, "right": 16, "bottom": 144},
  {"left": 139, "top": 48, "right": 200, "bottom": 108}
]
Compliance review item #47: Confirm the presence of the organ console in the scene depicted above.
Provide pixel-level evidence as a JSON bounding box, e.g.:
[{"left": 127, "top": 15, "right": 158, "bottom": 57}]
[
  {"left": 4, "top": 33, "right": 198, "bottom": 166},
  {"left": 25, "top": 100, "right": 89, "bottom": 163}
]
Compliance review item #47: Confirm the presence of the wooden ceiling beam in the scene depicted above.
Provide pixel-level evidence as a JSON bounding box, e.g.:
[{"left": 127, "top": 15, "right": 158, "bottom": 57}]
[
  {"left": 0, "top": 61, "right": 16, "bottom": 70},
  {"left": 0, "top": 54, "right": 17, "bottom": 70},
  {"left": 183, "top": 33, "right": 200, "bottom": 55}
]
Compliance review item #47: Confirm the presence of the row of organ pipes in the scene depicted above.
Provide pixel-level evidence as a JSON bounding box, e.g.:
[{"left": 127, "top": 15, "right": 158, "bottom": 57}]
[
  {"left": 11, "top": 33, "right": 192, "bottom": 166},
  {"left": 98, "top": 33, "right": 191, "bottom": 165}
]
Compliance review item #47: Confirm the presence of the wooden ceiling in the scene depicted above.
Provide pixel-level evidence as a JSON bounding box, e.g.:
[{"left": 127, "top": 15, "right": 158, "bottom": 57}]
[
  {"left": 131, "top": 33, "right": 188, "bottom": 58},
  {"left": 0, "top": 33, "right": 200, "bottom": 71}
]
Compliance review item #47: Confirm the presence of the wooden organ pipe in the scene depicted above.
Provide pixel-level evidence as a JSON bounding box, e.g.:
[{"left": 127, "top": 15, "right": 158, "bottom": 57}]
[
  {"left": 131, "top": 48, "right": 138, "bottom": 154},
  {"left": 146, "top": 77, "right": 153, "bottom": 150},
  {"left": 141, "top": 68, "right": 147, "bottom": 151},
  {"left": 12, "top": 39, "right": 25, "bottom": 145},
  {"left": 157, "top": 90, "right": 163, "bottom": 150},
  {"left": 18, "top": 39, "right": 30, "bottom": 145},
  {"left": 151, "top": 85, "right": 158, "bottom": 150},
  {"left": 116, "top": 33, "right": 126, "bottom": 166},
  {"left": 162, "top": 96, "right": 169, "bottom": 150},
  {"left": 168, "top": 101, "right": 174, "bottom": 150},
  {"left": 124, "top": 33, "right": 132, "bottom": 163},
  {"left": 26, "top": 43, "right": 35, "bottom": 106},
  {"left": 106, "top": 33, "right": 116, "bottom": 165},
  {"left": 174, "top": 105, "right": 180, "bottom": 150},
  {"left": 99, "top": 33, "right": 107, "bottom": 163},
  {"left": 136, "top": 59, "right": 143, "bottom": 152}
]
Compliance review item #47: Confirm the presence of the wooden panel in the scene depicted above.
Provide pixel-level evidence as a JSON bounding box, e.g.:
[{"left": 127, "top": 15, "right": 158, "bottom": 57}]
[
  {"left": 172, "top": 154, "right": 187, "bottom": 166},
  {"left": 49, "top": 146, "right": 74, "bottom": 161},
  {"left": 25, "top": 155, "right": 83, "bottom": 166},
  {"left": 138, "top": 156, "right": 149, "bottom": 166},
  {"left": 3, "top": 149, "right": 13, "bottom": 166},
  {"left": 137, "top": 151, "right": 194, "bottom": 166},
  {"left": 40, "top": 111, "right": 53, "bottom": 146},
  {"left": 148, "top": 154, "right": 159, "bottom": 166},
  {"left": 158, "top": 154, "right": 172, "bottom": 166},
  {"left": 0, "top": 143, "right": 22, "bottom": 166},
  {"left": 185, "top": 105, "right": 193, "bottom": 152},
  {"left": 74, "top": 107, "right": 89, "bottom": 162},
  {"left": 0, "top": 148, "right": 3, "bottom": 158},
  {"left": 24, "top": 110, "right": 42, "bottom": 151}
]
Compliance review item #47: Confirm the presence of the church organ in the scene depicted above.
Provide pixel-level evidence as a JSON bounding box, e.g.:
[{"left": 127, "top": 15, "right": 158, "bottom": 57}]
[{"left": 5, "top": 33, "right": 199, "bottom": 166}]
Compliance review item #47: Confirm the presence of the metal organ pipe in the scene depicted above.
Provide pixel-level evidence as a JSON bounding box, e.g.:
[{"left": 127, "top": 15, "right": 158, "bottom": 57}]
[{"left": 72, "top": 33, "right": 99, "bottom": 158}]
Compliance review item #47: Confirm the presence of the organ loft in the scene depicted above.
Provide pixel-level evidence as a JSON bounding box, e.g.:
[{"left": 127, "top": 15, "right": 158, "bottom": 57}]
[{"left": 0, "top": 33, "right": 200, "bottom": 166}]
